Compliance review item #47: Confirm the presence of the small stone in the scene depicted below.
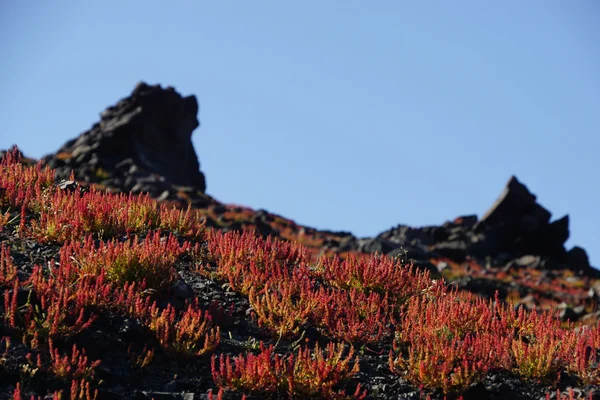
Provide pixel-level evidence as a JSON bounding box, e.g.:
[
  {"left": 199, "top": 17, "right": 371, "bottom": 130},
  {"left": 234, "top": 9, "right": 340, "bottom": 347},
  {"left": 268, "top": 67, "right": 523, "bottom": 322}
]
[{"left": 172, "top": 279, "right": 194, "bottom": 300}]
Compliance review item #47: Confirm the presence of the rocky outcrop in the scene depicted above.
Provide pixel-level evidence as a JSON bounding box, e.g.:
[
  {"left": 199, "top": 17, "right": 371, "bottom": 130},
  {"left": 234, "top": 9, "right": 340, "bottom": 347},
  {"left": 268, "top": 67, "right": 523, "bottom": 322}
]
[
  {"left": 40, "top": 82, "right": 213, "bottom": 207},
  {"left": 337, "top": 176, "right": 597, "bottom": 277},
  {"left": 472, "top": 176, "right": 568, "bottom": 259}
]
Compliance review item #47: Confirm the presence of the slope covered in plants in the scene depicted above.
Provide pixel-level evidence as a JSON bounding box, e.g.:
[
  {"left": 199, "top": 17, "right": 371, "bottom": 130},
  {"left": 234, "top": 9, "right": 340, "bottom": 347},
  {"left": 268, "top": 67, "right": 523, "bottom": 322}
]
[{"left": 1, "top": 147, "right": 599, "bottom": 400}]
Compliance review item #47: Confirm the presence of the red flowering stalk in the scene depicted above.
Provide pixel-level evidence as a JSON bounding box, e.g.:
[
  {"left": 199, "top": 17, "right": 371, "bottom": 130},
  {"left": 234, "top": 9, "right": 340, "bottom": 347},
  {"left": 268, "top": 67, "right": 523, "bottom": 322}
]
[
  {"left": 207, "top": 388, "right": 225, "bottom": 400},
  {"left": 47, "top": 339, "right": 101, "bottom": 381},
  {"left": 248, "top": 277, "right": 317, "bottom": 339},
  {"left": 2, "top": 280, "right": 20, "bottom": 328},
  {"left": 147, "top": 300, "right": 220, "bottom": 357},
  {"left": 128, "top": 343, "right": 155, "bottom": 369},
  {"left": 396, "top": 286, "right": 504, "bottom": 347},
  {"left": 158, "top": 203, "right": 206, "bottom": 241},
  {"left": 510, "top": 324, "right": 574, "bottom": 382},
  {"left": 390, "top": 331, "right": 501, "bottom": 395},
  {"left": 22, "top": 265, "right": 97, "bottom": 341},
  {"left": 110, "top": 280, "right": 153, "bottom": 321},
  {"left": 568, "top": 322, "right": 600, "bottom": 385},
  {"left": 63, "top": 229, "right": 187, "bottom": 290},
  {"left": 310, "top": 287, "right": 392, "bottom": 346},
  {"left": 11, "top": 383, "right": 24, "bottom": 400},
  {"left": 207, "top": 230, "right": 309, "bottom": 277},
  {"left": 23, "top": 343, "right": 99, "bottom": 399},
  {"left": 313, "top": 252, "right": 433, "bottom": 303},
  {"left": 0, "top": 147, "right": 55, "bottom": 212},
  {"left": 69, "top": 379, "right": 98, "bottom": 400},
  {"left": 0, "top": 243, "right": 17, "bottom": 288},
  {"left": 206, "top": 230, "right": 311, "bottom": 296},
  {"left": 288, "top": 342, "right": 366, "bottom": 399},
  {"left": 0, "top": 209, "right": 12, "bottom": 231},
  {"left": 212, "top": 342, "right": 365, "bottom": 399},
  {"left": 212, "top": 344, "right": 282, "bottom": 395}
]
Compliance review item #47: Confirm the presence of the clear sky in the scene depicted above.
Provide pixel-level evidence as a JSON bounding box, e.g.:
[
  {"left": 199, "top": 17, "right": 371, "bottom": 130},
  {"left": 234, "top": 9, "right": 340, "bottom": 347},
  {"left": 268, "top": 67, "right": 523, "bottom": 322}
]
[{"left": 1, "top": 1, "right": 599, "bottom": 269}]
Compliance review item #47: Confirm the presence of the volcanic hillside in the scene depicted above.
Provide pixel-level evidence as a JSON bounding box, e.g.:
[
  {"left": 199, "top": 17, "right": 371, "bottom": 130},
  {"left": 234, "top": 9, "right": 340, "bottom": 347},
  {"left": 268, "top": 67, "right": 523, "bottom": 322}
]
[{"left": 0, "top": 82, "right": 599, "bottom": 400}]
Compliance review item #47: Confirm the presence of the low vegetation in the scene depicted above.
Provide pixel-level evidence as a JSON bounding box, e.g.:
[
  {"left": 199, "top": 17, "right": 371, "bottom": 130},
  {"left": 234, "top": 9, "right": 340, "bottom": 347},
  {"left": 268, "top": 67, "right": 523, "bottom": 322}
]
[{"left": 1, "top": 147, "right": 599, "bottom": 399}]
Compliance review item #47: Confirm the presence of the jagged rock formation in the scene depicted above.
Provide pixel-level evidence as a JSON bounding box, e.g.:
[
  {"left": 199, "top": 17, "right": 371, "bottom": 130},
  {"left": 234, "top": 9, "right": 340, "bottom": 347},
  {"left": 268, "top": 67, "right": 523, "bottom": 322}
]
[
  {"left": 324, "top": 176, "right": 596, "bottom": 277},
  {"left": 40, "top": 82, "right": 214, "bottom": 207}
]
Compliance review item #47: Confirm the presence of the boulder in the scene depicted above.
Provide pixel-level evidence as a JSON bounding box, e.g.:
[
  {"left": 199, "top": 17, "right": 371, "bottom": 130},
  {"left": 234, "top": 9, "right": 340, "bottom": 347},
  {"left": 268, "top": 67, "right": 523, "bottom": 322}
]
[
  {"left": 567, "top": 246, "right": 600, "bottom": 277},
  {"left": 475, "top": 176, "right": 550, "bottom": 230},
  {"left": 472, "top": 176, "right": 568, "bottom": 259}
]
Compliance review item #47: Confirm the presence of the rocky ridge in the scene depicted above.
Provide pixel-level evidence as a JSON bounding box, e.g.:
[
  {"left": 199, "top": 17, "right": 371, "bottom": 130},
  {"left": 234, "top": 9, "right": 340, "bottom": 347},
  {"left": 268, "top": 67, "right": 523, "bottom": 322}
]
[{"left": 345, "top": 174, "right": 595, "bottom": 276}]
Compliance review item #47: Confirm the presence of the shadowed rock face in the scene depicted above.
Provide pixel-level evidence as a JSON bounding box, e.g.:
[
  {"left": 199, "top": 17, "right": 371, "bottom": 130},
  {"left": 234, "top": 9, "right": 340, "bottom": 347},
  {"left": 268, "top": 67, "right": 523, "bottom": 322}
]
[
  {"left": 472, "top": 175, "right": 568, "bottom": 260},
  {"left": 42, "top": 81, "right": 207, "bottom": 193}
]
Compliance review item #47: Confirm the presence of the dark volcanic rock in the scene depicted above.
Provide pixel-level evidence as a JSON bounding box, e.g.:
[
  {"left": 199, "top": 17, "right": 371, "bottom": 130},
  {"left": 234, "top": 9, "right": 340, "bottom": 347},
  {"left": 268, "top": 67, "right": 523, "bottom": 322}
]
[
  {"left": 475, "top": 175, "right": 549, "bottom": 229},
  {"left": 344, "top": 175, "right": 596, "bottom": 280},
  {"left": 41, "top": 82, "right": 210, "bottom": 202},
  {"left": 473, "top": 176, "right": 567, "bottom": 259},
  {"left": 567, "top": 246, "right": 599, "bottom": 276}
]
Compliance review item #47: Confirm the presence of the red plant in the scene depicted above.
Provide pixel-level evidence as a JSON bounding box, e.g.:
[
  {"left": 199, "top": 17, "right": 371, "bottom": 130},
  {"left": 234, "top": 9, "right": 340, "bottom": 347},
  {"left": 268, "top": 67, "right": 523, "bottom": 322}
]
[
  {"left": 314, "top": 252, "right": 433, "bottom": 303},
  {"left": 212, "top": 344, "right": 280, "bottom": 395},
  {"left": 0, "top": 243, "right": 18, "bottom": 288},
  {"left": 389, "top": 289, "right": 508, "bottom": 394},
  {"left": 128, "top": 344, "right": 155, "bottom": 369},
  {"left": 288, "top": 342, "right": 366, "bottom": 399},
  {"left": 0, "top": 209, "right": 12, "bottom": 231},
  {"left": 390, "top": 331, "right": 501, "bottom": 395},
  {"left": 510, "top": 320, "right": 575, "bottom": 382},
  {"left": 147, "top": 300, "right": 220, "bottom": 357},
  {"left": 159, "top": 203, "right": 206, "bottom": 241},
  {"left": 0, "top": 147, "right": 55, "bottom": 213},
  {"left": 310, "top": 287, "right": 392, "bottom": 346},
  {"left": 47, "top": 340, "right": 101, "bottom": 381},
  {"left": 2, "top": 155, "right": 205, "bottom": 245},
  {"left": 63, "top": 229, "right": 188, "bottom": 289},
  {"left": 4, "top": 273, "right": 96, "bottom": 342},
  {"left": 212, "top": 342, "right": 365, "bottom": 399},
  {"left": 206, "top": 230, "right": 309, "bottom": 291},
  {"left": 567, "top": 322, "right": 600, "bottom": 385},
  {"left": 69, "top": 379, "right": 98, "bottom": 400},
  {"left": 248, "top": 277, "right": 317, "bottom": 339}
]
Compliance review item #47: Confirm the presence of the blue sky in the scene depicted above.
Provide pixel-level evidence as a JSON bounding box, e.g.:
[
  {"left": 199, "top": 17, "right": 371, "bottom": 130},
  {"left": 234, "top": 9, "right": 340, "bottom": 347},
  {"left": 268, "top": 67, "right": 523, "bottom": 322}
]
[{"left": 1, "top": 1, "right": 599, "bottom": 269}]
